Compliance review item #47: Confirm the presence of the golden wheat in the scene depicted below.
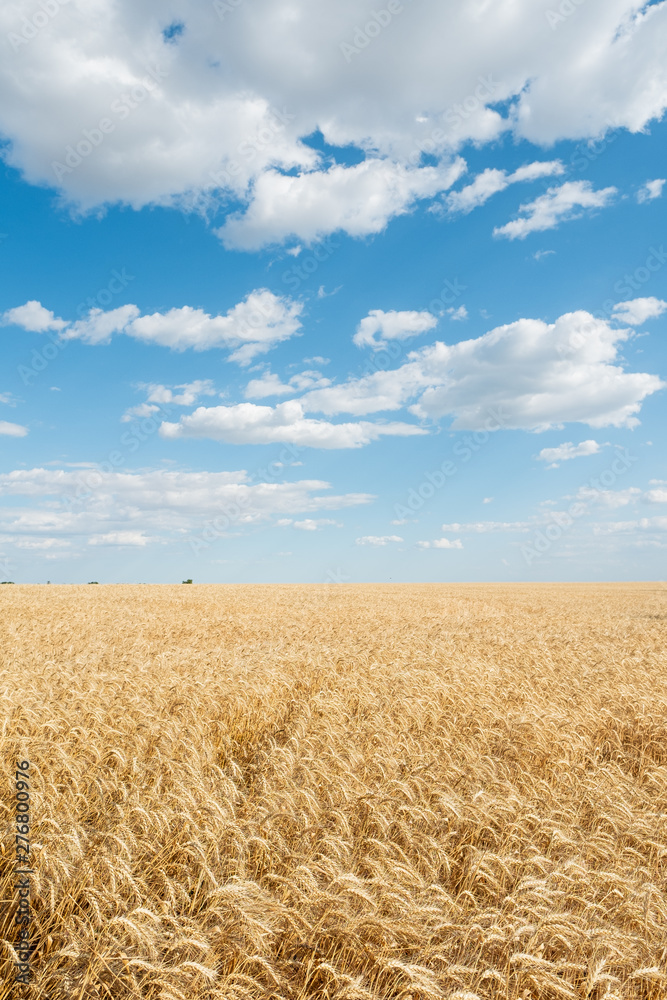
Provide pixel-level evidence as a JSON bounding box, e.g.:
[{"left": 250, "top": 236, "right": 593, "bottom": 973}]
[{"left": 1, "top": 583, "right": 666, "bottom": 999}]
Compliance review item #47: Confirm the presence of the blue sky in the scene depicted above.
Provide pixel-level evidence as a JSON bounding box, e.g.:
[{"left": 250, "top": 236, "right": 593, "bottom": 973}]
[{"left": 0, "top": 0, "right": 666, "bottom": 583}]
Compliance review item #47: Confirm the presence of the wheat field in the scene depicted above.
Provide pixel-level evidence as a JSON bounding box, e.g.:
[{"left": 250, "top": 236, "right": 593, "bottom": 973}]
[{"left": 1, "top": 583, "right": 666, "bottom": 1000}]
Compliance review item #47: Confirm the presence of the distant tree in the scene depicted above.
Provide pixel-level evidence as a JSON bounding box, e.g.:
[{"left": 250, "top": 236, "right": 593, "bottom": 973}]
[
  {"left": 182, "top": 579, "right": 193, "bottom": 584},
  {"left": 88, "top": 581, "right": 99, "bottom": 585}
]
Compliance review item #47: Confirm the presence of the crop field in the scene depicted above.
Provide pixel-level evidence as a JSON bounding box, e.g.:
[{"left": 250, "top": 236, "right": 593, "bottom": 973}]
[{"left": 1, "top": 582, "right": 666, "bottom": 999}]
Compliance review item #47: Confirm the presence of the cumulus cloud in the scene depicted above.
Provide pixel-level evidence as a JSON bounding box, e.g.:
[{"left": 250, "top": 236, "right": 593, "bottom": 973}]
[
  {"left": 611, "top": 297, "right": 667, "bottom": 325},
  {"left": 88, "top": 531, "right": 154, "bottom": 547},
  {"left": 447, "top": 306, "right": 468, "bottom": 321},
  {"left": 64, "top": 305, "right": 141, "bottom": 345},
  {"left": 125, "top": 291, "right": 303, "bottom": 363},
  {"left": 644, "top": 488, "right": 667, "bottom": 503},
  {"left": 122, "top": 380, "right": 216, "bottom": 422},
  {"left": 417, "top": 538, "right": 463, "bottom": 549},
  {"left": 301, "top": 309, "right": 664, "bottom": 430},
  {"left": 0, "top": 421, "right": 28, "bottom": 437},
  {"left": 159, "top": 400, "right": 426, "bottom": 449},
  {"left": 0, "top": 467, "right": 374, "bottom": 555},
  {"left": 445, "top": 160, "right": 564, "bottom": 213},
  {"left": 2, "top": 300, "right": 66, "bottom": 332},
  {"left": 353, "top": 309, "right": 437, "bottom": 351},
  {"left": 644, "top": 487, "right": 667, "bottom": 503},
  {"left": 1, "top": 0, "right": 666, "bottom": 247},
  {"left": 5, "top": 290, "right": 304, "bottom": 365},
  {"left": 493, "top": 181, "right": 617, "bottom": 240},
  {"left": 537, "top": 440, "right": 603, "bottom": 467},
  {"left": 355, "top": 535, "right": 403, "bottom": 546},
  {"left": 637, "top": 179, "right": 665, "bottom": 203},
  {"left": 216, "top": 159, "right": 465, "bottom": 249},
  {"left": 245, "top": 370, "right": 331, "bottom": 399}
]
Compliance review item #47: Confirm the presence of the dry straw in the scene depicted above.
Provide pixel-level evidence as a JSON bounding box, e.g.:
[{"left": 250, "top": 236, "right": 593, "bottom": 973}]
[{"left": 1, "top": 582, "right": 666, "bottom": 998}]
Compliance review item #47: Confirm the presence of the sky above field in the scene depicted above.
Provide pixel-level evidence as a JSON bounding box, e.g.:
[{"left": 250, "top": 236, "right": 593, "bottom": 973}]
[{"left": 0, "top": 0, "right": 666, "bottom": 583}]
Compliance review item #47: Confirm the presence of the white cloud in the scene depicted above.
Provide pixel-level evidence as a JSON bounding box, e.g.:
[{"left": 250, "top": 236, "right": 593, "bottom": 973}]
[
  {"left": 122, "top": 380, "right": 216, "bottom": 421},
  {"left": 355, "top": 535, "right": 403, "bottom": 546},
  {"left": 125, "top": 290, "right": 303, "bottom": 363},
  {"left": 447, "top": 305, "right": 468, "bottom": 321},
  {"left": 300, "top": 363, "right": 427, "bottom": 418},
  {"left": 410, "top": 313, "right": 663, "bottom": 430},
  {"left": 611, "top": 297, "right": 667, "bottom": 325},
  {"left": 446, "top": 160, "right": 564, "bottom": 213},
  {"left": 160, "top": 400, "right": 426, "bottom": 449},
  {"left": 216, "top": 159, "right": 465, "bottom": 250},
  {"left": 439, "top": 522, "right": 530, "bottom": 533},
  {"left": 140, "top": 380, "right": 215, "bottom": 406},
  {"left": 0, "top": 421, "right": 28, "bottom": 438},
  {"left": 63, "top": 304, "right": 141, "bottom": 345},
  {"left": 2, "top": 300, "right": 66, "bottom": 332},
  {"left": 245, "top": 370, "right": 331, "bottom": 399},
  {"left": 10, "top": 537, "right": 70, "bottom": 550},
  {"left": 6, "top": 290, "right": 304, "bottom": 365},
  {"left": 637, "top": 178, "right": 665, "bottom": 203},
  {"left": 576, "top": 486, "right": 642, "bottom": 508},
  {"left": 493, "top": 181, "right": 617, "bottom": 240},
  {"left": 302, "top": 309, "right": 664, "bottom": 431},
  {"left": 278, "top": 518, "right": 341, "bottom": 531},
  {"left": 88, "top": 531, "right": 154, "bottom": 547},
  {"left": 593, "top": 516, "right": 667, "bottom": 534},
  {"left": 537, "top": 440, "right": 603, "bottom": 467},
  {"left": 0, "top": 467, "right": 374, "bottom": 554},
  {"left": 645, "top": 488, "right": 667, "bottom": 503},
  {"left": 1, "top": 0, "right": 666, "bottom": 245},
  {"left": 417, "top": 538, "right": 463, "bottom": 549},
  {"left": 482, "top": 497, "right": 494, "bottom": 504},
  {"left": 353, "top": 309, "right": 437, "bottom": 351}
]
